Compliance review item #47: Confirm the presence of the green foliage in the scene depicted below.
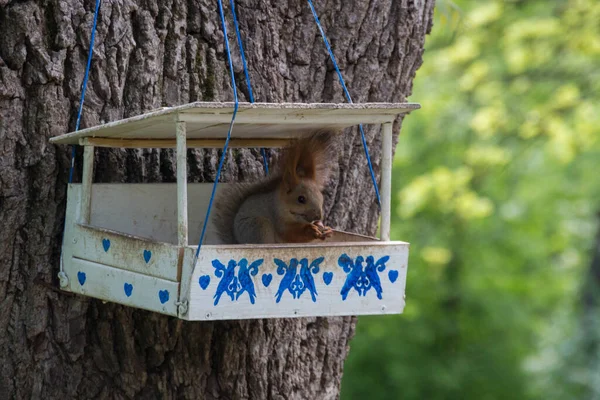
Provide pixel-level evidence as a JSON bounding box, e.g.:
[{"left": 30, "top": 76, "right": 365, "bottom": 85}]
[{"left": 341, "top": 0, "right": 600, "bottom": 399}]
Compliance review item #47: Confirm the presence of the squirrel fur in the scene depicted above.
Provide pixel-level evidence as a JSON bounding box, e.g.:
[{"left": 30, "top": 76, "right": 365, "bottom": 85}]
[{"left": 212, "top": 130, "right": 338, "bottom": 244}]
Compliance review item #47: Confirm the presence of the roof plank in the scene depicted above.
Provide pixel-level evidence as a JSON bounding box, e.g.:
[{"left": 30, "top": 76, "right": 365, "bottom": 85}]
[{"left": 50, "top": 102, "right": 420, "bottom": 146}]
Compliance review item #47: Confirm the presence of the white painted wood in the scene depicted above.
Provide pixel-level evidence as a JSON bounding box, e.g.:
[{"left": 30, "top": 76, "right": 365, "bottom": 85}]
[
  {"left": 60, "top": 185, "right": 411, "bottom": 321},
  {"left": 177, "top": 246, "right": 197, "bottom": 317},
  {"left": 185, "top": 241, "right": 409, "bottom": 321},
  {"left": 80, "top": 145, "right": 94, "bottom": 224},
  {"left": 79, "top": 183, "right": 383, "bottom": 245},
  {"left": 67, "top": 258, "right": 179, "bottom": 316},
  {"left": 71, "top": 223, "right": 180, "bottom": 281},
  {"left": 176, "top": 121, "right": 188, "bottom": 246},
  {"left": 83, "top": 183, "right": 221, "bottom": 244},
  {"left": 64, "top": 185, "right": 180, "bottom": 281},
  {"left": 87, "top": 183, "right": 185, "bottom": 243},
  {"left": 60, "top": 184, "right": 80, "bottom": 286},
  {"left": 380, "top": 122, "right": 393, "bottom": 241},
  {"left": 179, "top": 115, "right": 391, "bottom": 126},
  {"left": 49, "top": 102, "right": 420, "bottom": 145},
  {"left": 62, "top": 185, "right": 179, "bottom": 315},
  {"left": 80, "top": 137, "right": 291, "bottom": 149},
  {"left": 80, "top": 183, "right": 378, "bottom": 246}
]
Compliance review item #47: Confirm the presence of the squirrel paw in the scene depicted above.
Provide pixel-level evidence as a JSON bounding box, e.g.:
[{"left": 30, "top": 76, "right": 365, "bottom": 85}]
[
  {"left": 320, "top": 226, "right": 333, "bottom": 239},
  {"left": 310, "top": 221, "right": 333, "bottom": 240}
]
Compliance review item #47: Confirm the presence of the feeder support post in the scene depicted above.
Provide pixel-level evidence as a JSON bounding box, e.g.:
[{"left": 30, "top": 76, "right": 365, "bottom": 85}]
[
  {"left": 80, "top": 145, "right": 95, "bottom": 224},
  {"left": 176, "top": 120, "right": 188, "bottom": 246},
  {"left": 380, "top": 122, "right": 393, "bottom": 241}
]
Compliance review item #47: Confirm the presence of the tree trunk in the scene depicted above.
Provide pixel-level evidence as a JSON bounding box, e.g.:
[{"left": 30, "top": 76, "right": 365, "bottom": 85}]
[{"left": 0, "top": 0, "right": 434, "bottom": 398}]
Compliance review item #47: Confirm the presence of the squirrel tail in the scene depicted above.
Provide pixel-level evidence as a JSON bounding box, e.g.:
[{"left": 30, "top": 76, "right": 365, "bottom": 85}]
[{"left": 212, "top": 181, "right": 258, "bottom": 244}]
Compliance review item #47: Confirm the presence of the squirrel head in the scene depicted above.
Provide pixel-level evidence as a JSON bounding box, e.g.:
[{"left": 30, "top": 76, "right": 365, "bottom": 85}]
[
  {"left": 278, "top": 178, "right": 325, "bottom": 224},
  {"left": 276, "top": 130, "right": 337, "bottom": 224}
]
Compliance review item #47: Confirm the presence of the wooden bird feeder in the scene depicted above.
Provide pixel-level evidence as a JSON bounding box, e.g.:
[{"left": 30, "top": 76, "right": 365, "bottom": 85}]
[{"left": 50, "top": 102, "right": 419, "bottom": 320}]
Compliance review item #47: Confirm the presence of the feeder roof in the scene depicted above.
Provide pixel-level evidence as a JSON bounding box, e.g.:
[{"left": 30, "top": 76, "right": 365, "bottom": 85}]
[{"left": 50, "top": 102, "right": 420, "bottom": 147}]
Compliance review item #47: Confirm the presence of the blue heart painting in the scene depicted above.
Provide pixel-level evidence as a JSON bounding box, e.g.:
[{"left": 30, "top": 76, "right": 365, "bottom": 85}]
[
  {"left": 262, "top": 273, "right": 273, "bottom": 287},
  {"left": 199, "top": 275, "right": 210, "bottom": 290},
  {"left": 77, "top": 271, "right": 86, "bottom": 286},
  {"left": 388, "top": 270, "right": 399, "bottom": 283},
  {"left": 102, "top": 238, "right": 110, "bottom": 252},
  {"left": 158, "top": 290, "right": 169, "bottom": 304},
  {"left": 323, "top": 272, "right": 333, "bottom": 285},
  {"left": 124, "top": 283, "right": 133, "bottom": 297},
  {"left": 143, "top": 250, "right": 152, "bottom": 264}
]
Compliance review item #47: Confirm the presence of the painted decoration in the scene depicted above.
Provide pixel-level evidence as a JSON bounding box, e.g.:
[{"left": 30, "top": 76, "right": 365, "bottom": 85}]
[
  {"left": 77, "top": 271, "right": 86, "bottom": 286},
  {"left": 212, "top": 258, "right": 263, "bottom": 305},
  {"left": 158, "top": 290, "right": 169, "bottom": 304},
  {"left": 199, "top": 275, "right": 210, "bottom": 290},
  {"left": 194, "top": 254, "right": 396, "bottom": 305},
  {"left": 189, "top": 244, "right": 408, "bottom": 320},
  {"left": 143, "top": 250, "right": 152, "bottom": 263},
  {"left": 124, "top": 283, "right": 133, "bottom": 297},
  {"left": 274, "top": 257, "right": 324, "bottom": 303},
  {"left": 65, "top": 258, "right": 179, "bottom": 317},
  {"left": 261, "top": 273, "right": 273, "bottom": 287},
  {"left": 388, "top": 270, "right": 399, "bottom": 283},
  {"left": 338, "top": 254, "right": 390, "bottom": 300}
]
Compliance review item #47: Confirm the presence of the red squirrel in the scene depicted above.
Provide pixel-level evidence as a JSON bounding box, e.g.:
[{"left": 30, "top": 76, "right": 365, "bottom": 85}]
[{"left": 213, "top": 130, "right": 338, "bottom": 244}]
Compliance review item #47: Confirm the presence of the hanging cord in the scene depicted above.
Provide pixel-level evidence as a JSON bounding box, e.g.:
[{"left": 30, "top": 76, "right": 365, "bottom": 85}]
[
  {"left": 306, "top": 0, "right": 381, "bottom": 208},
  {"left": 229, "top": 0, "right": 254, "bottom": 104},
  {"left": 69, "top": 0, "right": 102, "bottom": 183},
  {"left": 229, "top": 0, "right": 269, "bottom": 175},
  {"left": 194, "top": 0, "right": 239, "bottom": 262}
]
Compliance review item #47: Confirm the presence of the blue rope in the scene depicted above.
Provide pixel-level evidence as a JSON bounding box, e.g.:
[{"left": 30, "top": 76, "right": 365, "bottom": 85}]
[
  {"left": 306, "top": 0, "right": 381, "bottom": 208},
  {"left": 194, "top": 0, "right": 239, "bottom": 260},
  {"left": 69, "top": 0, "right": 102, "bottom": 183},
  {"left": 259, "top": 144, "right": 269, "bottom": 174},
  {"left": 229, "top": 0, "right": 269, "bottom": 175},
  {"left": 230, "top": 0, "right": 254, "bottom": 103}
]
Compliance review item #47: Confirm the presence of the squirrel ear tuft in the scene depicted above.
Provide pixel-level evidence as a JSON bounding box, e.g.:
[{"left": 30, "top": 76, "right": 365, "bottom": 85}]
[
  {"left": 281, "top": 170, "right": 296, "bottom": 191},
  {"left": 306, "top": 129, "right": 339, "bottom": 189},
  {"left": 281, "top": 149, "right": 300, "bottom": 189},
  {"left": 280, "top": 129, "right": 339, "bottom": 190},
  {"left": 294, "top": 148, "right": 316, "bottom": 181}
]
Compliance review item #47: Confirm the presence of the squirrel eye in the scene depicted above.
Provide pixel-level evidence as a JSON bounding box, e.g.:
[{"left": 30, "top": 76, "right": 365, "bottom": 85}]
[{"left": 297, "top": 195, "right": 306, "bottom": 204}]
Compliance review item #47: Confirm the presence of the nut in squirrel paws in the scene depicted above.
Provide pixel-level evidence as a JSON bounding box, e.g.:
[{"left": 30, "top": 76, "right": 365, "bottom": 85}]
[{"left": 310, "top": 220, "right": 333, "bottom": 240}]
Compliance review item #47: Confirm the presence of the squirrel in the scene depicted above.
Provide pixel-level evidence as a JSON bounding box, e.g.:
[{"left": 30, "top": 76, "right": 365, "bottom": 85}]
[{"left": 212, "top": 130, "right": 338, "bottom": 245}]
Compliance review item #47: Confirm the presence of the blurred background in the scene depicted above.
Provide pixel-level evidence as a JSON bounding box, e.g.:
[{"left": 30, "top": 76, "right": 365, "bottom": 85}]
[{"left": 341, "top": 0, "right": 600, "bottom": 398}]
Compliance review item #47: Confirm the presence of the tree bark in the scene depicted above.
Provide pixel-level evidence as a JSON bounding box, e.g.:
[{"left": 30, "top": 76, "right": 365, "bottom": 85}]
[{"left": 0, "top": 0, "right": 434, "bottom": 398}]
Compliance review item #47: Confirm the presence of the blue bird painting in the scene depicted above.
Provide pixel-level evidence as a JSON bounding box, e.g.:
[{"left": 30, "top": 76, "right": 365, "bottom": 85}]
[
  {"left": 300, "top": 256, "right": 324, "bottom": 302},
  {"left": 236, "top": 258, "right": 263, "bottom": 304},
  {"left": 339, "top": 254, "right": 365, "bottom": 300},
  {"left": 338, "top": 254, "right": 390, "bottom": 300},
  {"left": 364, "top": 255, "right": 388, "bottom": 299},
  {"left": 213, "top": 259, "right": 238, "bottom": 306},
  {"left": 274, "top": 258, "right": 298, "bottom": 303}
]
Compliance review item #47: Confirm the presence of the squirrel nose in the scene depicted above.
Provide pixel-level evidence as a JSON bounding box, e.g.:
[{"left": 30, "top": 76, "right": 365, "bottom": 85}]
[{"left": 311, "top": 209, "right": 322, "bottom": 221}]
